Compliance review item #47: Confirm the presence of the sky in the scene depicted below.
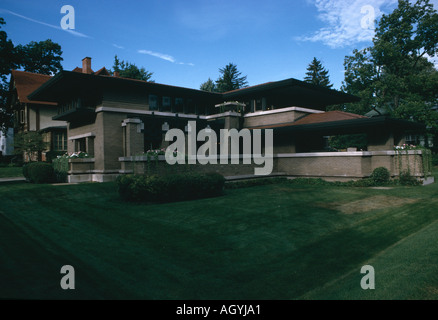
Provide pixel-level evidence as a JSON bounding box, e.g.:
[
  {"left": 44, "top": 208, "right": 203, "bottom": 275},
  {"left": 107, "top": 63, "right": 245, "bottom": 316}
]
[{"left": 1, "top": 0, "right": 437, "bottom": 90}]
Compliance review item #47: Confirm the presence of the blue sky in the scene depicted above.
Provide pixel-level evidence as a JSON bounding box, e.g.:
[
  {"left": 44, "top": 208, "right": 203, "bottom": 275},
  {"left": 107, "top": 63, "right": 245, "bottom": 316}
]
[{"left": 1, "top": 0, "right": 437, "bottom": 90}]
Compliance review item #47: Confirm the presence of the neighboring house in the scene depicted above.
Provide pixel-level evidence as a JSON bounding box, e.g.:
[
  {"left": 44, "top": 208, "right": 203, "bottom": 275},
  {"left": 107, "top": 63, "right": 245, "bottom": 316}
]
[
  {"left": 9, "top": 58, "right": 109, "bottom": 161},
  {"left": 0, "top": 128, "right": 14, "bottom": 157},
  {"left": 28, "top": 57, "right": 428, "bottom": 183},
  {"left": 9, "top": 70, "right": 66, "bottom": 161}
]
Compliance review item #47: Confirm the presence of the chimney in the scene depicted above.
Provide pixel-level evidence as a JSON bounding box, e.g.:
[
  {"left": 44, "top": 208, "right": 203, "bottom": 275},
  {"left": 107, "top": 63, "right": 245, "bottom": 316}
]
[
  {"left": 113, "top": 71, "right": 120, "bottom": 77},
  {"left": 82, "top": 57, "right": 92, "bottom": 74}
]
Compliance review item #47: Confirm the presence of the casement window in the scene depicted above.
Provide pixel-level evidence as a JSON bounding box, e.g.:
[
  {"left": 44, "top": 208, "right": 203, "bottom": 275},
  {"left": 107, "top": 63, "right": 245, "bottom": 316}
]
[
  {"left": 162, "top": 96, "right": 171, "bottom": 111},
  {"left": 53, "top": 132, "right": 67, "bottom": 151},
  {"left": 175, "top": 98, "right": 184, "bottom": 113},
  {"left": 149, "top": 94, "right": 158, "bottom": 111}
]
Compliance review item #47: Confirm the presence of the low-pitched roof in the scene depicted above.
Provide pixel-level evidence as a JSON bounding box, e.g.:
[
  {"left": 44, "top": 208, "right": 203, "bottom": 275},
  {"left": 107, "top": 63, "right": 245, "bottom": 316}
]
[
  {"left": 72, "top": 66, "right": 110, "bottom": 76},
  {"left": 11, "top": 70, "right": 57, "bottom": 106}
]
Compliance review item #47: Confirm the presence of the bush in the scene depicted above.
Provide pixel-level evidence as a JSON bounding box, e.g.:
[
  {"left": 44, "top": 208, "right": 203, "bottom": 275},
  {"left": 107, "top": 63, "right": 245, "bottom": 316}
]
[
  {"left": 52, "top": 155, "right": 69, "bottom": 183},
  {"left": 369, "top": 167, "right": 390, "bottom": 185},
  {"left": 26, "top": 162, "right": 55, "bottom": 184},
  {"left": 398, "top": 170, "right": 421, "bottom": 186},
  {"left": 22, "top": 163, "right": 30, "bottom": 180},
  {"left": 45, "top": 151, "right": 66, "bottom": 163},
  {"left": 116, "top": 172, "right": 225, "bottom": 203}
]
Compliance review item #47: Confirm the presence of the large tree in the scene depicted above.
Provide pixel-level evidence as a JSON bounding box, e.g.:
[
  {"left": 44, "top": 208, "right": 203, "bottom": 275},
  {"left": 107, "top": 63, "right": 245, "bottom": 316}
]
[
  {"left": 304, "top": 57, "right": 333, "bottom": 88},
  {"left": 112, "top": 55, "right": 154, "bottom": 82},
  {"left": 16, "top": 39, "right": 63, "bottom": 75},
  {"left": 0, "top": 17, "right": 17, "bottom": 133},
  {"left": 341, "top": 0, "right": 438, "bottom": 130},
  {"left": 215, "top": 63, "right": 248, "bottom": 93}
]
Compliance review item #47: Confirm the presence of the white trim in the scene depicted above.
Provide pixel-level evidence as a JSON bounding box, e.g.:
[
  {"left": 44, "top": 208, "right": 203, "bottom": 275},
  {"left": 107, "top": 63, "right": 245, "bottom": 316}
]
[
  {"left": 96, "top": 106, "right": 199, "bottom": 119},
  {"left": 204, "top": 111, "right": 241, "bottom": 119},
  {"left": 69, "top": 132, "right": 95, "bottom": 140},
  {"left": 244, "top": 106, "right": 324, "bottom": 118}
]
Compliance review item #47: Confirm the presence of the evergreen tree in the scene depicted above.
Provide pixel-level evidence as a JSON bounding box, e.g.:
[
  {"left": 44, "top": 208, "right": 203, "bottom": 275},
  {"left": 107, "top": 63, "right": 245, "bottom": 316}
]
[
  {"left": 112, "top": 55, "right": 154, "bottom": 82},
  {"left": 200, "top": 78, "right": 217, "bottom": 92},
  {"left": 215, "top": 63, "right": 248, "bottom": 93},
  {"left": 304, "top": 57, "right": 333, "bottom": 88}
]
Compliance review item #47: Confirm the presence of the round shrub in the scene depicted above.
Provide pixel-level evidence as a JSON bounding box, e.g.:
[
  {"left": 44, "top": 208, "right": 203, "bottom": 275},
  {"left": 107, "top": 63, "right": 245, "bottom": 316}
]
[
  {"left": 398, "top": 170, "right": 420, "bottom": 186},
  {"left": 27, "top": 162, "right": 55, "bottom": 184},
  {"left": 370, "top": 167, "right": 390, "bottom": 185}
]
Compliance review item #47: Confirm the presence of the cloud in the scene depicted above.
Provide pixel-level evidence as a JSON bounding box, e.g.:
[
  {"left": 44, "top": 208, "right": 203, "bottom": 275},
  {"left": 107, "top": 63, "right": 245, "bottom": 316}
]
[
  {"left": 0, "top": 9, "right": 91, "bottom": 38},
  {"left": 296, "top": 0, "right": 398, "bottom": 48},
  {"left": 112, "top": 44, "right": 125, "bottom": 49},
  {"left": 138, "top": 49, "right": 194, "bottom": 66},
  {"left": 138, "top": 49, "right": 176, "bottom": 63}
]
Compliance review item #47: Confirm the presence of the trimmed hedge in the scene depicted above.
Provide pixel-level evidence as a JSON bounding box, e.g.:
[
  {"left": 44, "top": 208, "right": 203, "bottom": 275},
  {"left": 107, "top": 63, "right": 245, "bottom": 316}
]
[
  {"left": 24, "top": 162, "right": 55, "bottom": 184},
  {"left": 116, "top": 172, "right": 225, "bottom": 203},
  {"left": 369, "top": 167, "right": 390, "bottom": 185}
]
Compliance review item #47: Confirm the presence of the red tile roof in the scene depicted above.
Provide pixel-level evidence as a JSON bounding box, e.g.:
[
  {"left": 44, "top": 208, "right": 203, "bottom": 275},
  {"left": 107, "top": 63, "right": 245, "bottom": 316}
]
[
  {"left": 11, "top": 70, "right": 57, "bottom": 105},
  {"left": 72, "top": 66, "right": 110, "bottom": 76}
]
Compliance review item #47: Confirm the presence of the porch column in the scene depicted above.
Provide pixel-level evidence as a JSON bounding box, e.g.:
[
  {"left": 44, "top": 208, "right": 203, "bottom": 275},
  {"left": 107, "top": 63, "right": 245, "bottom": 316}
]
[
  {"left": 122, "top": 118, "right": 144, "bottom": 156},
  {"left": 367, "top": 130, "right": 394, "bottom": 151}
]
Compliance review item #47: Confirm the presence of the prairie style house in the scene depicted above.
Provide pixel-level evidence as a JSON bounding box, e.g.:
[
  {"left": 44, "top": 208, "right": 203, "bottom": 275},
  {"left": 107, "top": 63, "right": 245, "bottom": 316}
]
[{"left": 28, "top": 57, "right": 428, "bottom": 183}]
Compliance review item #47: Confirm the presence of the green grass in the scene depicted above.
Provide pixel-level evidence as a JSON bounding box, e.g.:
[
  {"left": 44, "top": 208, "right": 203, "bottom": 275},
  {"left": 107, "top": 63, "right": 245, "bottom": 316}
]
[
  {"left": 0, "top": 166, "right": 23, "bottom": 178},
  {"left": 0, "top": 171, "right": 437, "bottom": 300}
]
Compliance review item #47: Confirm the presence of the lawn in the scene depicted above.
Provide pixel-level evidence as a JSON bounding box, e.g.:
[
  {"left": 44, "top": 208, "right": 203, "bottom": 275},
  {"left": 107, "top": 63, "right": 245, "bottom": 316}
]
[
  {"left": 0, "top": 172, "right": 437, "bottom": 300},
  {"left": 0, "top": 166, "right": 23, "bottom": 178}
]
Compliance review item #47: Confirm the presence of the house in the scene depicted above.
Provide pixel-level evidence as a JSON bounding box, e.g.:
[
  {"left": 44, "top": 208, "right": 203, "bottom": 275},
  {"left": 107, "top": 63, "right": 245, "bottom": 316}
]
[
  {"left": 28, "top": 57, "right": 429, "bottom": 183},
  {"left": 9, "top": 70, "right": 66, "bottom": 161}
]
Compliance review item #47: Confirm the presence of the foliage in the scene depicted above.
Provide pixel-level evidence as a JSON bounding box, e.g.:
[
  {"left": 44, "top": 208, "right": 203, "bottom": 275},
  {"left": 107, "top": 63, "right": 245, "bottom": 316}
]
[
  {"left": 215, "top": 63, "right": 248, "bottom": 93},
  {"left": 14, "top": 131, "right": 48, "bottom": 162},
  {"left": 45, "top": 150, "right": 66, "bottom": 163},
  {"left": 200, "top": 78, "right": 217, "bottom": 92},
  {"left": 341, "top": 0, "right": 438, "bottom": 129},
  {"left": 304, "top": 57, "right": 333, "bottom": 88},
  {"left": 15, "top": 39, "right": 63, "bottom": 75},
  {"left": 328, "top": 133, "right": 368, "bottom": 150},
  {"left": 398, "top": 170, "right": 421, "bottom": 186},
  {"left": 112, "top": 55, "right": 154, "bottom": 81},
  {"left": 116, "top": 172, "right": 225, "bottom": 203},
  {"left": 52, "top": 155, "right": 69, "bottom": 183},
  {"left": 370, "top": 167, "right": 391, "bottom": 185},
  {"left": 25, "top": 162, "right": 54, "bottom": 183}
]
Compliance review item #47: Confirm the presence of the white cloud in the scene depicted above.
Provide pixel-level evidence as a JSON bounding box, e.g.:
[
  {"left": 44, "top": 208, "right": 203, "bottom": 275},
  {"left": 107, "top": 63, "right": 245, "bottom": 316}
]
[
  {"left": 138, "top": 49, "right": 194, "bottom": 66},
  {"left": 112, "top": 44, "right": 124, "bottom": 49},
  {"left": 137, "top": 49, "right": 176, "bottom": 63},
  {"left": 0, "top": 9, "right": 91, "bottom": 38},
  {"left": 296, "top": 0, "right": 398, "bottom": 48}
]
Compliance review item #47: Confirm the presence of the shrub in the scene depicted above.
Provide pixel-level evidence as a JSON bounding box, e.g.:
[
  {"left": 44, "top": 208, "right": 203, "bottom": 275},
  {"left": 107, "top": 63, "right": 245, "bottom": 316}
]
[
  {"left": 52, "top": 155, "right": 69, "bottom": 183},
  {"left": 26, "top": 162, "right": 55, "bottom": 184},
  {"left": 369, "top": 167, "right": 390, "bottom": 185},
  {"left": 116, "top": 172, "right": 225, "bottom": 203},
  {"left": 22, "top": 163, "right": 30, "bottom": 180},
  {"left": 398, "top": 170, "right": 421, "bottom": 186}
]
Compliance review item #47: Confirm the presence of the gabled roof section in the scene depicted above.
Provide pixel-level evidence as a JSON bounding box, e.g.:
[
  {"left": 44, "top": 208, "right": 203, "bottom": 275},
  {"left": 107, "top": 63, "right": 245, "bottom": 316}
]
[
  {"left": 10, "top": 70, "right": 57, "bottom": 106},
  {"left": 72, "top": 66, "right": 110, "bottom": 76}
]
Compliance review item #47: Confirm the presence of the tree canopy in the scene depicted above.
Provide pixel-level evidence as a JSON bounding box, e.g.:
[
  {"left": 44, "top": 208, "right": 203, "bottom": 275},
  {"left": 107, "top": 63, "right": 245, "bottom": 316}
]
[
  {"left": 15, "top": 39, "right": 63, "bottom": 75},
  {"left": 200, "top": 78, "right": 217, "bottom": 92},
  {"left": 340, "top": 0, "right": 438, "bottom": 131},
  {"left": 304, "top": 57, "right": 333, "bottom": 88},
  {"left": 112, "top": 55, "right": 154, "bottom": 82},
  {"left": 215, "top": 63, "right": 248, "bottom": 93}
]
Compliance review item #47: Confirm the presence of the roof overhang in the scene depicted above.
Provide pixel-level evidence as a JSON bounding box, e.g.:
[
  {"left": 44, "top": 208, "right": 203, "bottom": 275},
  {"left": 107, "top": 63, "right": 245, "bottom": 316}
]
[
  {"left": 223, "top": 78, "right": 360, "bottom": 109},
  {"left": 249, "top": 116, "right": 426, "bottom": 135}
]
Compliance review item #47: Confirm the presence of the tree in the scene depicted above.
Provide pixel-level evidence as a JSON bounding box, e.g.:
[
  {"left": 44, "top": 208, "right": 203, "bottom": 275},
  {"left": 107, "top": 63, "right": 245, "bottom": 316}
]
[
  {"left": 304, "top": 57, "right": 333, "bottom": 88},
  {"left": 200, "top": 78, "right": 217, "bottom": 92},
  {"left": 16, "top": 39, "right": 63, "bottom": 75},
  {"left": 112, "top": 55, "right": 154, "bottom": 81},
  {"left": 215, "top": 63, "right": 248, "bottom": 93},
  {"left": 0, "top": 17, "right": 17, "bottom": 133},
  {"left": 341, "top": 0, "right": 438, "bottom": 129},
  {"left": 14, "top": 131, "right": 48, "bottom": 162}
]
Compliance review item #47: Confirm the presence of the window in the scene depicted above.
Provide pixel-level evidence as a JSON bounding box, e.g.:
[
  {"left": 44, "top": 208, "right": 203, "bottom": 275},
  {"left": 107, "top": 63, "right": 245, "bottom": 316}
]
[
  {"left": 149, "top": 94, "right": 158, "bottom": 111},
  {"left": 20, "top": 109, "right": 25, "bottom": 124},
  {"left": 75, "top": 138, "right": 86, "bottom": 152},
  {"left": 175, "top": 98, "right": 184, "bottom": 113},
  {"left": 162, "top": 96, "right": 171, "bottom": 111},
  {"left": 53, "top": 132, "right": 67, "bottom": 151}
]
